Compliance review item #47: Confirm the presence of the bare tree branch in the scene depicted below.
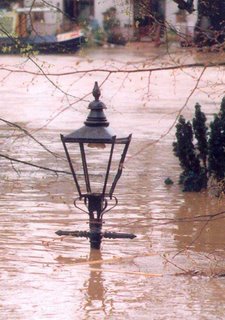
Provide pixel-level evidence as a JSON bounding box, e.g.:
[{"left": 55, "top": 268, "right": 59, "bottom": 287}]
[
  {"left": 1, "top": 62, "right": 224, "bottom": 77},
  {"left": 0, "top": 153, "right": 71, "bottom": 175},
  {"left": 0, "top": 117, "right": 57, "bottom": 157}
]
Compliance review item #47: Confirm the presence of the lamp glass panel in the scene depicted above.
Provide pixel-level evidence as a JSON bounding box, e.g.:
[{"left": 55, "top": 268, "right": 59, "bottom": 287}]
[
  {"left": 105, "top": 143, "right": 126, "bottom": 193},
  {"left": 65, "top": 143, "right": 85, "bottom": 193},
  {"left": 66, "top": 142, "right": 126, "bottom": 196}
]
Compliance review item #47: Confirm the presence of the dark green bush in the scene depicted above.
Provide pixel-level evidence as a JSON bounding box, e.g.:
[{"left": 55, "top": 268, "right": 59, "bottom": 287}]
[{"left": 173, "top": 98, "right": 225, "bottom": 192}]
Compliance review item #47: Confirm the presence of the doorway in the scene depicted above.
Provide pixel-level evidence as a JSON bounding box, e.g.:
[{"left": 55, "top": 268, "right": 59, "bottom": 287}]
[{"left": 64, "top": 0, "right": 94, "bottom": 20}]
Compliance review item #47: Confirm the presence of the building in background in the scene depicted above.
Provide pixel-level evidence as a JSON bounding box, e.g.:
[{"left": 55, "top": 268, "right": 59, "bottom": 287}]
[
  {"left": 94, "top": 0, "right": 197, "bottom": 41},
  {"left": 0, "top": 0, "right": 198, "bottom": 42}
]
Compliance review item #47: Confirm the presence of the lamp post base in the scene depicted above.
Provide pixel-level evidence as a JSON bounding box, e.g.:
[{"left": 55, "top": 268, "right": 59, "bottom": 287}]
[{"left": 89, "top": 219, "right": 102, "bottom": 249}]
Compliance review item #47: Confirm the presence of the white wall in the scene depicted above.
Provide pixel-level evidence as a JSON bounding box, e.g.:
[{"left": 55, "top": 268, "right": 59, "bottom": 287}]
[
  {"left": 24, "top": 0, "right": 63, "bottom": 10},
  {"left": 23, "top": 0, "right": 63, "bottom": 34},
  {"left": 166, "top": 0, "right": 198, "bottom": 32}
]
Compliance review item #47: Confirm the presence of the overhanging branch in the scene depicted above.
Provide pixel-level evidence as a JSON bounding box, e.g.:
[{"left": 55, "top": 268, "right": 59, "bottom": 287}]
[
  {"left": 1, "top": 62, "right": 224, "bottom": 77},
  {"left": 0, "top": 153, "right": 71, "bottom": 175}
]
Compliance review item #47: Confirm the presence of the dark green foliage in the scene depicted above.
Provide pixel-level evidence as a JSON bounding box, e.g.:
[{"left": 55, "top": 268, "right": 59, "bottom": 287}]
[
  {"left": 219, "top": 96, "right": 225, "bottom": 122},
  {"left": 179, "top": 168, "right": 207, "bottom": 192},
  {"left": 208, "top": 98, "right": 225, "bottom": 180},
  {"left": 173, "top": 116, "right": 199, "bottom": 173},
  {"left": 164, "top": 177, "right": 174, "bottom": 185},
  {"left": 102, "top": 7, "right": 126, "bottom": 45},
  {"left": 103, "top": 7, "right": 120, "bottom": 33},
  {"left": 173, "top": 115, "right": 207, "bottom": 191},
  {"left": 173, "top": 97, "right": 225, "bottom": 192},
  {"left": 192, "top": 103, "right": 208, "bottom": 168}
]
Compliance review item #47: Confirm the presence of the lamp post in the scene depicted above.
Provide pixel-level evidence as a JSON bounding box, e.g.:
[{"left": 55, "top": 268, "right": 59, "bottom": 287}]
[{"left": 56, "top": 82, "right": 136, "bottom": 249}]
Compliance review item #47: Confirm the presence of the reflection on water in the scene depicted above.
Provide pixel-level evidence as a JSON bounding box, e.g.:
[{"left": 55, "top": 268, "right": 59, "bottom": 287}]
[
  {"left": 1, "top": 49, "right": 225, "bottom": 319},
  {"left": 83, "top": 250, "right": 106, "bottom": 318}
]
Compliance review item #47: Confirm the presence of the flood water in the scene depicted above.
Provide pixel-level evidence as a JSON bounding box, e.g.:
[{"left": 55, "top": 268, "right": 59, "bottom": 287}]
[{"left": 1, "top": 44, "right": 225, "bottom": 319}]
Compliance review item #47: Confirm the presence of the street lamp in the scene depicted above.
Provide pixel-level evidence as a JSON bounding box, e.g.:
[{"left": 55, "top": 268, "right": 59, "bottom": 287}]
[{"left": 56, "top": 82, "right": 136, "bottom": 249}]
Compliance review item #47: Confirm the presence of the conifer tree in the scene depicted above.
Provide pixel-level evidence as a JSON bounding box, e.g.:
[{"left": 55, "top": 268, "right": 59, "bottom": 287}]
[
  {"left": 173, "top": 115, "right": 205, "bottom": 191},
  {"left": 173, "top": 96, "right": 225, "bottom": 193}
]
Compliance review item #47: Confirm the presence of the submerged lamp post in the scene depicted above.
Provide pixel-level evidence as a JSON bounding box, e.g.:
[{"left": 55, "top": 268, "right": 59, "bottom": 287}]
[{"left": 56, "top": 82, "right": 136, "bottom": 249}]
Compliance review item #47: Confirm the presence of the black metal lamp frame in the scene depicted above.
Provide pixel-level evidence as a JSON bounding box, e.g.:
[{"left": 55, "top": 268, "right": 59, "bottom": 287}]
[{"left": 56, "top": 82, "right": 136, "bottom": 249}]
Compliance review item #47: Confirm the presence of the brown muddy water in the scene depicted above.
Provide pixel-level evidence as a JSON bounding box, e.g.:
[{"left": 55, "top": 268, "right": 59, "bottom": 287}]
[{"left": 0, "top": 44, "right": 225, "bottom": 319}]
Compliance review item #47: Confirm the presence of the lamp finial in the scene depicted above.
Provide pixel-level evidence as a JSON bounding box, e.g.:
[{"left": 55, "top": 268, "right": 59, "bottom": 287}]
[{"left": 93, "top": 82, "right": 101, "bottom": 101}]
